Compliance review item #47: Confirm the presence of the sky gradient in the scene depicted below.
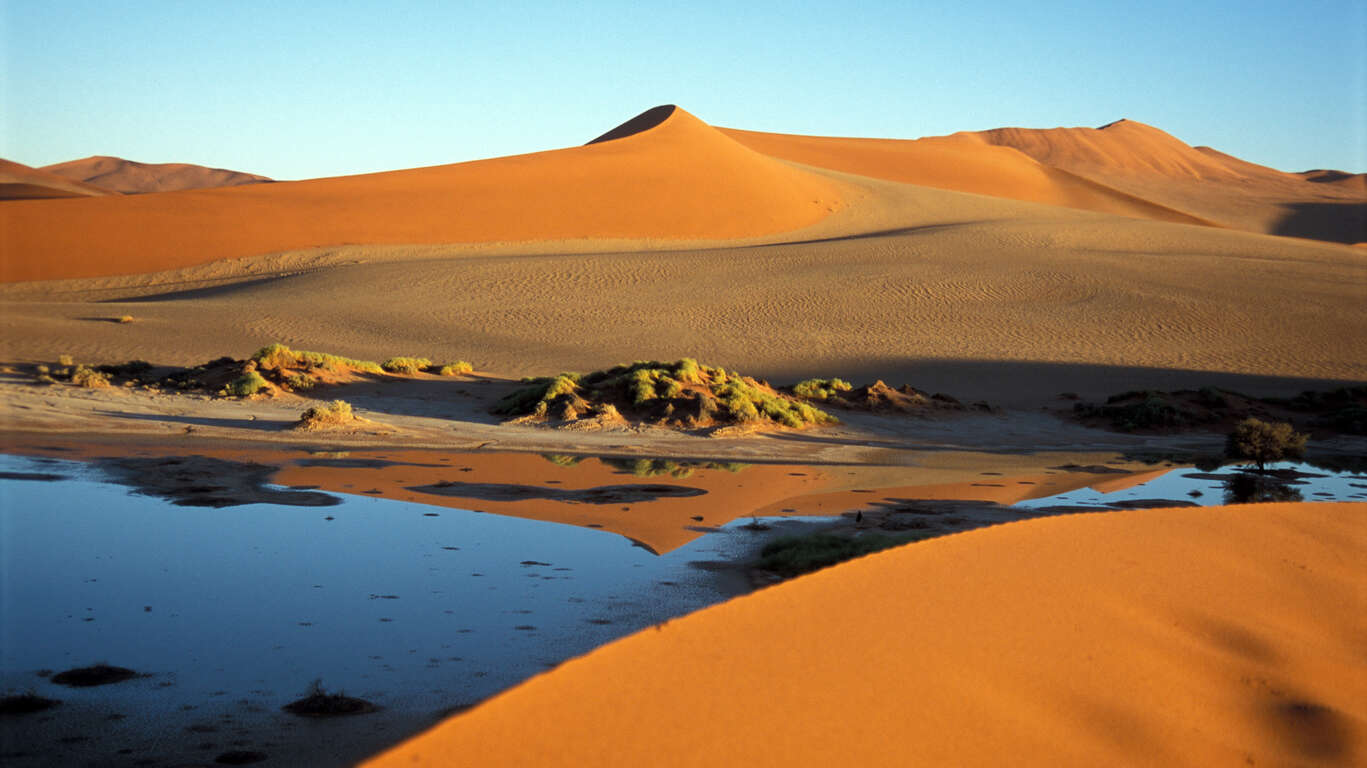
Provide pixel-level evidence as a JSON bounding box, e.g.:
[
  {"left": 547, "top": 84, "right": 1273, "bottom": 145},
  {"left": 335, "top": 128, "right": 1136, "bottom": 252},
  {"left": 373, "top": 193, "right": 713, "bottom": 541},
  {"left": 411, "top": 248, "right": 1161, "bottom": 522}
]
[{"left": 3, "top": 1, "right": 1364, "bottom": 180}]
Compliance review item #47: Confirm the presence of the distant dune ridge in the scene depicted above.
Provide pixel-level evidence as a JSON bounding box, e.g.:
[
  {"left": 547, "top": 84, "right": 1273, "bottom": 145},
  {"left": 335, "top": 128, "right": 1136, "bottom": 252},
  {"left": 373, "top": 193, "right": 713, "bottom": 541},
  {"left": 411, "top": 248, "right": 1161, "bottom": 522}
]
[
  {"left": 39, "top": 155, "right": 272, "bottom": 194},
  {"left": 0, "top": 105, "right": 845, "bottom": 282},
  {"left": 364, "top": 502, "right": 1367, "bottom": 767},
  {"left": 0, "top": 158, "right": 115, "bottom": 200},
  {"left": 724, "top": 118, "right": 1365, "bottom": 243}
]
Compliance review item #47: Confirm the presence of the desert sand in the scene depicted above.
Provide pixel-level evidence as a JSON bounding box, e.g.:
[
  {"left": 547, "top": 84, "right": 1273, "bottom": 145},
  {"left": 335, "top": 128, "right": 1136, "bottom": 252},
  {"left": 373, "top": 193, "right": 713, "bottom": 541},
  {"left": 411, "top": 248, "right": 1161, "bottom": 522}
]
[
  {"left": 365, "top": 501, "right": 1367, "bottom": 767},
  {"left": 0, "top": 158, "right": 115, "bottom": 200},
  {"left": 39, "top": 155, "right": 272, "bottom": 194},
  {"left": 2, "top": 104, "right": 1365, "bottom": 767},
  {"left": 2, "top": 107, "right": 1363, "bottom": 406},
  {"left": 0, "top": 106, "right": 844, "bottom": 281}
]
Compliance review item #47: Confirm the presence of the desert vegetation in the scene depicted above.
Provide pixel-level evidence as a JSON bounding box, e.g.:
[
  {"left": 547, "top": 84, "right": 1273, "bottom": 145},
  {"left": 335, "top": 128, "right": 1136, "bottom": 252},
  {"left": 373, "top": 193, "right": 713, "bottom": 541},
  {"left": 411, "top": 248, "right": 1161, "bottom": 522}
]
[
  {"left": 282, "top": 679, "right": 378, "bottom": 717},
  {"left": 1225, "top": 418, "right": 1308, "bottom": 471},
  {"left": 496, "top": 359, "right": 836, "bottom": 429},
  {"left": 1075, "top": 386, "right": 1367, "bottom": 434},
  {"left": 757, "top": 532, "right": 919, "bottom": 578},
  {"left": 295, "top": 400, "right": 365, "bottom": 431}
]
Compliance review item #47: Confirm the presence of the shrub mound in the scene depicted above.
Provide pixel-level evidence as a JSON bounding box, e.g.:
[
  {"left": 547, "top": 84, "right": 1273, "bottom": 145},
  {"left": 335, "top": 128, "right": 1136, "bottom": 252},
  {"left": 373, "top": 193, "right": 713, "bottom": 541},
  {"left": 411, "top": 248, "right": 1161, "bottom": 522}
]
[
  {"left": 282, "top": 680, "right": 378, "bottom": 718},
  {"left": 796, "top": 379, "right": 982, "bottom": 413},
  {"left": 50, "top": 664, "right": 138, "bottom": 687},
  {"left": 295, "top": 400, "right": 365, "bottom": 431},
  {"left": 0, "top": 693, "right": 61, "bottom": 716},
  {"left": 496, "top": 359, "right": 836, "bottom": 429},
  {"left": 1075, "top": 385, "right": 1367, "bottom": 434}
]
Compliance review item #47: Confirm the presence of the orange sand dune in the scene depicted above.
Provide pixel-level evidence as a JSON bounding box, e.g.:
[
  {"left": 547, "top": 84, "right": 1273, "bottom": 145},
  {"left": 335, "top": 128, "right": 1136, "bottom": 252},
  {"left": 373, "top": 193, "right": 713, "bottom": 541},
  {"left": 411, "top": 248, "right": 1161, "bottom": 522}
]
[
  {"left": 719, "top": 127, "right": 1210, "bottom": 225},
  {"left": 0, "top": 158, "right": 115, "bottom": 200},
  {"left": 367, "top": 501, "right": 1367, "bottom": 767},
  {"left": 966, "top": 121, "right": 1366, "bottom": 243},
  {"left": 0, "top": 106, "right": 844, "bottom": 282},
  {"left": 969, "top": 119, "right": 1250, "bottom": 180},
  {"left": 40, "top": 155, "right": 272, "bottom": 194}
]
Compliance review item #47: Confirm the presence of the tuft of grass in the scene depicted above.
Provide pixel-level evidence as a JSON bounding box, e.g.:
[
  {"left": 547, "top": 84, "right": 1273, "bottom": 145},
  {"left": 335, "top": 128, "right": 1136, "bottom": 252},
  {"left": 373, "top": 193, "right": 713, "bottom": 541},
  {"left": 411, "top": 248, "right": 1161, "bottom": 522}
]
[
  {"left": 435, "top": 361, "right": 474, "bottom": 376},
  {"left": 282, "top": 678, "right": 378, "bottom": 718},
  {"left": 0, "top": 691, "right": 61, "bottom": 715},
  {"left": 381, "top": 357, "right": 432, "bottom": 374},
  {"left": 758, "top": 532, "right": 918, "bottom": 578},
  {"left": 116, "top": 315, "right": 134, "bottom": 324},
  {"left": 225, "top": 371, "right": 270, "bottom": 397},
  {"left": 252, "top": 344, "right": 383, "bottom": 374},
  {"left": 71, "top": 365, "right": 110, "bottom": 389},
  {"left": 793, "top": 378, "right": 853, "bottom": 401},
  {"left": 57, "top": 354, "right": 74, "bottom": 367},
  {"left": 297, "top": 400, "right": 359, "bottom": 430}
]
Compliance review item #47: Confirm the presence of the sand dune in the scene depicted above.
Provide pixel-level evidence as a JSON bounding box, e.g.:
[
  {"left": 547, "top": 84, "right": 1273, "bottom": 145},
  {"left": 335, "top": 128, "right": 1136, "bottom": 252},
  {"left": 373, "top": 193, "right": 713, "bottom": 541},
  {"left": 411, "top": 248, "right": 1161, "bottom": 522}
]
[
  {"left": 40, "top": 155, "right": 272, "bottom": 194},
  {"left": 968, "top": 121, "right": 1366, "bottom": 243},
  {"left": 0, "top": 106, "right": 845, "bottom": 282},
  {"left": 719, "top": 127, "right": 1211, "bottom": 226},
  {"left": 970, "top": 119, "right": 1249, "bottom": 180},
  {"left": 365, "top": 501, "right": 1367, "bottom": 767},
  {"left": 5, "top": 172, "right": 1360, "bottom": 405},
  {"left": 0, "top": 158, "right": 114, "bottom": 200}
]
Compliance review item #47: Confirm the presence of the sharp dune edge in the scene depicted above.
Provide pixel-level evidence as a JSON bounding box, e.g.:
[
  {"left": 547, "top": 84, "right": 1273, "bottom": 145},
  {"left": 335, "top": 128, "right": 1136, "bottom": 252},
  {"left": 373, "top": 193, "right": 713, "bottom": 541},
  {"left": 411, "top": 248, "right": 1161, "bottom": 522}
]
[
  {"left": 365, "top": 502, "right": 1367, "bottom": 767},
  {"left": 39, "top": 155, "right": 272, "bottom": 194},
  {"left": 0, "top": 106, "right": 845, "bottom": 282}
]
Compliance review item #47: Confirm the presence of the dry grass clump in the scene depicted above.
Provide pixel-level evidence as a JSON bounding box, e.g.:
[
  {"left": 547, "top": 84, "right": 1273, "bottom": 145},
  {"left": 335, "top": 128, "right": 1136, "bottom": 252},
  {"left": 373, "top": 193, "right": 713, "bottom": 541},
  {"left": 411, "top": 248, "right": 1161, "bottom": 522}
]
[
  {"left": 381, "top": 356, "right": 432, "bottom": 374},
  {"left": 253, "top": 343, "right": 384, "bottom": 374},
  {"left": 793, "top": 378, "right": 853, "bottom": 400},
  {"left": 296, "top": 400, "right": 364, "bottom": 430},
  {"left": 116, "top": 315, "right": 134, "bottom": 324},
  {"left": 70, "top": 365, "right": 111, "bottom": 388},
  {"left": 436, "top": 361, "right": 474, "bottom": 376},
  {"left": 496, "top": 358, "right": 836, "bottom": 429}
]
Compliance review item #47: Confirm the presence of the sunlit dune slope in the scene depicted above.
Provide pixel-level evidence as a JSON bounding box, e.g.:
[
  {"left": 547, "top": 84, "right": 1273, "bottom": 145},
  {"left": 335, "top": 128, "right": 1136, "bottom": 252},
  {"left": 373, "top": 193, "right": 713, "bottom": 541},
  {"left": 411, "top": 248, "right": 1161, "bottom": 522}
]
[
  {"left": 719, "top": 127, "right": 1209, "bottom": 225},
  {"left": 0, "top": 106, "right": 844, "bottom": 282},
  {"left": 968, "top": 120, "right": 1366, "bottom": 243},
  {"left": 970, "top": 119, "right": 1248, "bottom": 180},
  {"left": 366, "top": 502, "right": 1367, "bottom": 767},
  {"left": 0, "top": 158, "right": 114, "bottom": 200},
  {"left": 40, "top": 155, "right": 272, "bottom": 194}
]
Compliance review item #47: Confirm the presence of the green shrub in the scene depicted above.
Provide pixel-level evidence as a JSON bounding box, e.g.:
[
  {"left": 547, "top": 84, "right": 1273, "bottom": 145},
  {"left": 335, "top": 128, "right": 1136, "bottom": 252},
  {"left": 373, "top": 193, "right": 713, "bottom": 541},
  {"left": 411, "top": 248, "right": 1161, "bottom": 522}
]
[
  {"left": 1225, "top": 418, "right": 1308, "bottom": 471},
  {"left": 252, "top": 344, "right": 383, "bottom": 374},
  {"left": 381, "top": 357, "right": 432, "bottom": 374},
  {"left": 286, "top": 372, "right": 317, "bottom": 391},
  {"left": 226, "top": 371, "right": 270, "bottom": 397},
  {"left": 436, "top": 361, "right": 474, "bottom": 376},
  {"left": 793, "top": 378, "right": 853, "bottom": 401}
]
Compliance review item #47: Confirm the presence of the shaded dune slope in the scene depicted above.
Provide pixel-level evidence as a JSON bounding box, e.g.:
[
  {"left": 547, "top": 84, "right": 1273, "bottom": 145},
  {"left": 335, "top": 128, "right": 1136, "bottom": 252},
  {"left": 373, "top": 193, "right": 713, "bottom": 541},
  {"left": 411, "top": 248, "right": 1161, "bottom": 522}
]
[
  {"left": 366, "top": 502, "right": 1367, "bottom": 767},
  {"left": 719, "top": 127, "right": 1212, "bottom": 226},
  {"left": 40, "top": 155, "right": 272, "bottom": 194},
  {"left": 0, "top": 158, "right": 115, "bottom": 200},
  {"left": 0, "top": 106, "right": 845, "bottom": 282}
]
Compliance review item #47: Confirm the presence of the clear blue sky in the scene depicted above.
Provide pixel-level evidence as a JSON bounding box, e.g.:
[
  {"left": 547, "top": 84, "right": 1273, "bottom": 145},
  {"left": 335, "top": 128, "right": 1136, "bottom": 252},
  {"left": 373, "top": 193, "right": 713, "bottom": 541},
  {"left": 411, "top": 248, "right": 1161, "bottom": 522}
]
[{"left": 3, "top": 0, "right": 1363, "bottom": 180}]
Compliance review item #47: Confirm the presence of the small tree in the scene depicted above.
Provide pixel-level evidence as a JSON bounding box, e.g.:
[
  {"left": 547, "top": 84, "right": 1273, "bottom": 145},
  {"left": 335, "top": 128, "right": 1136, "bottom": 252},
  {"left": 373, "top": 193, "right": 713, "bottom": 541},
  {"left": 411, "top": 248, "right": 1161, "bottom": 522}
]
[{"left": 1225, "top": 418, "right": 1307, "bottom": 471}]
